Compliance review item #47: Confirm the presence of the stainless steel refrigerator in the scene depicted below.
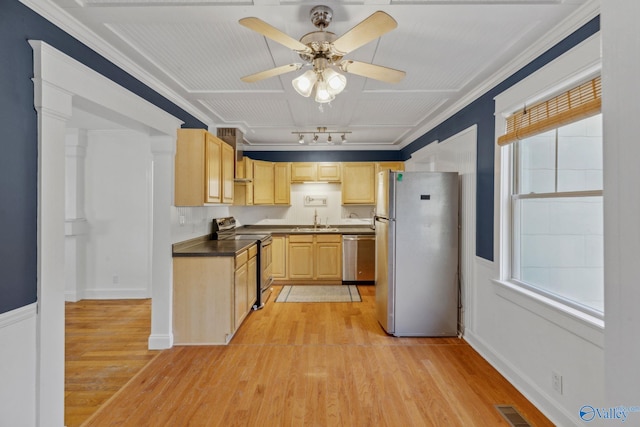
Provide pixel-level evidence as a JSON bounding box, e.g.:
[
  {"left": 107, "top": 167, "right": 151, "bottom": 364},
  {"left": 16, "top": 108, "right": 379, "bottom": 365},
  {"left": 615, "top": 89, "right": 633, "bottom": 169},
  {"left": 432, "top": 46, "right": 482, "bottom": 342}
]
[{"left": 374, "top": 171, "right": 459, "bottom": 337}]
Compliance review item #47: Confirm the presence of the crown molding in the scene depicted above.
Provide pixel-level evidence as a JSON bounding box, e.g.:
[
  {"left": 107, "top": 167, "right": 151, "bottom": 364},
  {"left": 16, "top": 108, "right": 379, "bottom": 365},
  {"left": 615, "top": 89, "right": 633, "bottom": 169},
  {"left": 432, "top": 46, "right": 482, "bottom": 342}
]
[
  {"left": 400, "top": 0, "right": 600, "bottom": 150},
  {"left": 19, "top": 0, "right": 214, "bottom": 127}
]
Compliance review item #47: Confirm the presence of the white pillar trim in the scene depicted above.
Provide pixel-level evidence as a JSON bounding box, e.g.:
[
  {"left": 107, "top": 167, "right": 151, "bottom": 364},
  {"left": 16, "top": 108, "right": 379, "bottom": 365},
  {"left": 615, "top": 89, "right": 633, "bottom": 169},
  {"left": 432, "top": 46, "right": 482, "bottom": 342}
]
[{"left": 31, "top": 39, "right": 182, "bottom": 426}]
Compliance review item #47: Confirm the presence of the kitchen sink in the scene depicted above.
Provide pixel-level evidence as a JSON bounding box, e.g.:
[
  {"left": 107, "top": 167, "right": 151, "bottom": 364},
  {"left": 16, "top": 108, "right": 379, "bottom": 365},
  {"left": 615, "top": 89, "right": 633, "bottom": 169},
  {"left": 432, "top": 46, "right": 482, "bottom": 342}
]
[{"left": 291, "top": 227, "right": 341, "bottom": 232}]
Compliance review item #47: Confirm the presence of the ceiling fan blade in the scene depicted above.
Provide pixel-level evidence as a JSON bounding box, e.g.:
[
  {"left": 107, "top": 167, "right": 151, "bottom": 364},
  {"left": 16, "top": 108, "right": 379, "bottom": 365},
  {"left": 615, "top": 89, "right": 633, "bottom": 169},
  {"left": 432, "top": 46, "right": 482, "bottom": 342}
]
[
  {"left": 332, "top": 11, "right": 397, "bottom": 55},
  {"left": 239, "top": 17, "right": 311, "bottom": 54},
  {"left": 241, "top": 63, "right": 303, "bottom": 83},
  {"left": 340, "top": 60, "right": 405, "bottom": 84}
]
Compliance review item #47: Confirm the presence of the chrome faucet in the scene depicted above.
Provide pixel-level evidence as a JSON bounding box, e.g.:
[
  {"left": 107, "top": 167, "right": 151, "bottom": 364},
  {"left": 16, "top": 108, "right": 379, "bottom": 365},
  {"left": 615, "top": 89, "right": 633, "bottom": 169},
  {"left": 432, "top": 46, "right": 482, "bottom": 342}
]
[{"left": 313, "top": 209, "right": 319, "bottom": 229}]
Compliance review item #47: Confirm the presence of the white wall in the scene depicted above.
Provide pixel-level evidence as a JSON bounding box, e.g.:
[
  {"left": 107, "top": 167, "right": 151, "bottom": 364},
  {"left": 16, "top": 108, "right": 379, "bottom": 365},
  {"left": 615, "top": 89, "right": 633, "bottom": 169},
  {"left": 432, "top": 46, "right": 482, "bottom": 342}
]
[
  {"left": 601, "top": 0, "right": 640, "bottom": 407},
  {"left": 464, "top": 34, "right": 605, "bottom": 426},
  {"left": 82, "top": 130, "right": 153, "bottom": 299}
]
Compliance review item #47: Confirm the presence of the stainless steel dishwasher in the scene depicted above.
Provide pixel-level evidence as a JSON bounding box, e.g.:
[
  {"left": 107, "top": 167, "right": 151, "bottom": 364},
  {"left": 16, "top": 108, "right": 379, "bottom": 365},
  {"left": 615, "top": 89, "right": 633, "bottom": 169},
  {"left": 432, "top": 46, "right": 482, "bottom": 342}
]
[{"left": 342, "top": 235, "right": 375, "bottom": 282}]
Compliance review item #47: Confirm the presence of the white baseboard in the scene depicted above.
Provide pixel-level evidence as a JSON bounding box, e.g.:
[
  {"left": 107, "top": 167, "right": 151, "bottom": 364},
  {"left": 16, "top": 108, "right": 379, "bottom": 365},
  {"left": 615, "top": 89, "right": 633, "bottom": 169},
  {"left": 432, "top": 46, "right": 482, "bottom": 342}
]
[
  {"left": 148, "top": 333, "right": 173, "bottom": 350},
  {"left": 464, "top": 330, "right": 578, "bottom": 427},
  {"left": 81, "top": 288, "right": 150, "bottom": 300}
]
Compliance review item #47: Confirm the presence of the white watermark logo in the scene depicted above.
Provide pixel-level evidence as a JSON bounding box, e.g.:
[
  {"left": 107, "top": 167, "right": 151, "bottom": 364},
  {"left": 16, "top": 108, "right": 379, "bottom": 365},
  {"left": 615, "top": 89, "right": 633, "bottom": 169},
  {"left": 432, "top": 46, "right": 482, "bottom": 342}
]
[{"left": 580, "top": 405, "right": 640, "bottom": 423}]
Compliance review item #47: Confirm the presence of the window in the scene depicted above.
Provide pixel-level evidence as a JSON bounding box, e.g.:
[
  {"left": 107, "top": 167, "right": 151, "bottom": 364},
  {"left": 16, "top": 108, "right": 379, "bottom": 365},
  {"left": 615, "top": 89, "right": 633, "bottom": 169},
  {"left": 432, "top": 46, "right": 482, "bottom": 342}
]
[{"left": 510, "top": 114, "right": 603, "bottom": 315}]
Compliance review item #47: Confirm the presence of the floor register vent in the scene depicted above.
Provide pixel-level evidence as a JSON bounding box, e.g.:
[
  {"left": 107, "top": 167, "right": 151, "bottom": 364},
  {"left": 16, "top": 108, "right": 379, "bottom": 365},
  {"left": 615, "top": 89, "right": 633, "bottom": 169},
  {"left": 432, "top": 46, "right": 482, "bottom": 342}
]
[{"left": 495, "top": 405, "right": 532, "bottom": 427}]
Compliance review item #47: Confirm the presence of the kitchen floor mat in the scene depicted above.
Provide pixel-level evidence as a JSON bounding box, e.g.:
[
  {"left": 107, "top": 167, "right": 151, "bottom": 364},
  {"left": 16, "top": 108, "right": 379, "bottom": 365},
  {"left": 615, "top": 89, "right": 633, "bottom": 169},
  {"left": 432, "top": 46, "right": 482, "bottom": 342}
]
[{"left": 275, "top": 285, "right": 361, "bottom": 303}]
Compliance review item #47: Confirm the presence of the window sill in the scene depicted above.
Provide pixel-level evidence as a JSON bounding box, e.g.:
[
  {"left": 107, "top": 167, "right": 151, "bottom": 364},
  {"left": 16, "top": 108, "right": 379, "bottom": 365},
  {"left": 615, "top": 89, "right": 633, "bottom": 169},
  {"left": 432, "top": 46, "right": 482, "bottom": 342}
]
[{"left": 492, "top": 279, "right": 604, "bottom": 348}]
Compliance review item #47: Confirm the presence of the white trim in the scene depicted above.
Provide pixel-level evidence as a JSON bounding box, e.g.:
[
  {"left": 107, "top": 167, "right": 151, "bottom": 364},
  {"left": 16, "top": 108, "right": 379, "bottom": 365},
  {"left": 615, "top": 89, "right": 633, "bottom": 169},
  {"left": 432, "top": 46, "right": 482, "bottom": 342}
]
[
  {"left": 0, "top": 303, "right": 38, "bottom": 329},
  {"left": 493, "top": 279, "right": 604, "bottom": 347},
  {"left": 493, "top": 32, "right": 603, "bottom": 340},
  {"left": 81, "top": 289, "right": 151, "bottom": 300},
  {"left": 464, "top": 330, "right": 578, "bottom": 427},
  {"left": 148, "top": 334, "right": 173, "bottom": 350},
  {"left": 31, "top": 40, "right": 180, "bottom": 426}
]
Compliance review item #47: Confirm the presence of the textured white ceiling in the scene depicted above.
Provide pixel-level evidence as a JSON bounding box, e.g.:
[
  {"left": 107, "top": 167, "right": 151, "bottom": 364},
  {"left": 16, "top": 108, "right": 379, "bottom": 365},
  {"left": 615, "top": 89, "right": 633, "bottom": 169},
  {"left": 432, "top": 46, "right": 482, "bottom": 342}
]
[{"left": 44, "top": 0, "right": 591, "bottom": 151}]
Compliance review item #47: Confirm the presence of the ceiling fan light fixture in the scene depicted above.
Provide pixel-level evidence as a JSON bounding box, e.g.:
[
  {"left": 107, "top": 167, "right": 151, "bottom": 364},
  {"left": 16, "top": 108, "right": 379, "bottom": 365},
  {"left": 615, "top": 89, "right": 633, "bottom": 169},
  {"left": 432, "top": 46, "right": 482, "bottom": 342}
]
[
  {"left": 314, "top": 80, "right": 334, "bottom": 103},
  {"left": 292, "top": 69, "right": 318, "bottom": 97},
  {"left": 323, "top": 68, "right": 346, "bottom": 95}
]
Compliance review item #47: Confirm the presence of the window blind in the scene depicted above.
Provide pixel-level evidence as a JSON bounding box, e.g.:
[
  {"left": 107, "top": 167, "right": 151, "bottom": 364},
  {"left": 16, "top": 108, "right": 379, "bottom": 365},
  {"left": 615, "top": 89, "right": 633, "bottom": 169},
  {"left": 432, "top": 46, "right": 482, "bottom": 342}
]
[{"left": 497, "top": 76, "right": 601, "bottom": 146}]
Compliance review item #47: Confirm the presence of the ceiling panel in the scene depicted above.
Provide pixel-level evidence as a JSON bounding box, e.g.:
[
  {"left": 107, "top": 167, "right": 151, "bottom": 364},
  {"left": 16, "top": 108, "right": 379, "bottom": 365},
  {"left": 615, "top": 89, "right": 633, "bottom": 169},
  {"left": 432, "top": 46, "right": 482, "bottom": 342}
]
[
  {"left": 46, "top": 0, "right": 590, "bottom": 150},
  {"left": 107, "top": 21, "right": 285, "bottom": 91}
]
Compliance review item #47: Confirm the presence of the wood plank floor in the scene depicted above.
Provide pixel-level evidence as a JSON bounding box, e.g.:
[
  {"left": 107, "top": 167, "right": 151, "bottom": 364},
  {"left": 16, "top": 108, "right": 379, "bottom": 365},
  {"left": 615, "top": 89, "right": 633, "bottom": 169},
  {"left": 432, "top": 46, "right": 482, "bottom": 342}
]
[
  {"left": 80, "top": 286, "right": 553, "bottom": 426},
  {"left": 65, "top": 299, "right": 160, "bottom": 427}
]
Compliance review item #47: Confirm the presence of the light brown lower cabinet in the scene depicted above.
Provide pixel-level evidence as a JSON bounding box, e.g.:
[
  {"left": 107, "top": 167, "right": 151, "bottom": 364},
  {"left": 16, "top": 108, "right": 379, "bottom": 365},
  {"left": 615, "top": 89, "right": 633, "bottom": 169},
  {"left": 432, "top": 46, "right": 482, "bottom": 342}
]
[
  {"left": 173, "top": 244, "right": 257, "bottom": 345},
  {"left": 286, "top": 234, "right": 342, "bottom": 283}
]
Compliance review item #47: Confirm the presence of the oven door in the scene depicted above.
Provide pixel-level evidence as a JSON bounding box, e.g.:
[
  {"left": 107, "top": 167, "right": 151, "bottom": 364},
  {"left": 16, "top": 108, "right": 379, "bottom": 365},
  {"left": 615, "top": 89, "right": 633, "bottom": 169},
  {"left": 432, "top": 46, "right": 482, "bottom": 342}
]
[{"left": 259, "top": 238, "right": 273, "bottom": 305}]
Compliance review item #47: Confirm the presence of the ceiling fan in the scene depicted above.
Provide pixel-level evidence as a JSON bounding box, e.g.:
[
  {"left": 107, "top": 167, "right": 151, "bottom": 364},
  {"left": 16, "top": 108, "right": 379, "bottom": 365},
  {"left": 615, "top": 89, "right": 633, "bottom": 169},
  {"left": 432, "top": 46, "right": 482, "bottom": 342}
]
[{"left": 239, "top": 5, "right": 406, "bottom": 103}]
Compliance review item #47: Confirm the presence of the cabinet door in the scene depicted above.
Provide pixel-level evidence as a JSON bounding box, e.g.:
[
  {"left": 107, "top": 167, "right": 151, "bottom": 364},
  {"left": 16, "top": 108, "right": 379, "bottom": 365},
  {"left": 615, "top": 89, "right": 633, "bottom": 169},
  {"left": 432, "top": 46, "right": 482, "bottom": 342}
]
[
  {"left": 317, "top": 162, "right": 341, "bottom": 182},
  {"left": 253, "top": 160, "right": 274, "bottom": 205},
  {"left": 342, "top": 162, "right": 376, "bottom": 204},
  {"left": 376, "top": 161, "right": 405, "bottom": 173},
  {"left": 272, "top": 235, "right": 287, "bottom": 279},
  {"left": 291, "top": 162, "right": 317, "bottom": 182},
  {"left": 315, "top": 235, "right": 342, "bottom": 280},
  {"left": 175, "top": 129, "right": 206, "bottom": 206},
  {"left": 221, "top": 142, "right": 234, "bottom": 204},
  {"left": 288, "top": 235, "right": 314, "bottom": 280},
  {"left": 274, "top": 162, "right": 291, "bottom": 205},
  {"left": 248, "top": 254, "right": 257, "bottom": 310},
  {"left": 205, "top": 134, "right": 222, "bottom": 203},
  {"left": 234, "top": 262, "right": 248, "bottom": 331}
]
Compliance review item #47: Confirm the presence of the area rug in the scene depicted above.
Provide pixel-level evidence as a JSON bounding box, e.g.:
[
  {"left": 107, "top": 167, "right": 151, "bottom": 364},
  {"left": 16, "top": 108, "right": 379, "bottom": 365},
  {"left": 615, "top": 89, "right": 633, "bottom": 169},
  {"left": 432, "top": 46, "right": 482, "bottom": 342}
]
[{"left": 275, "top": 285, "right": 361, "bottom": 303}]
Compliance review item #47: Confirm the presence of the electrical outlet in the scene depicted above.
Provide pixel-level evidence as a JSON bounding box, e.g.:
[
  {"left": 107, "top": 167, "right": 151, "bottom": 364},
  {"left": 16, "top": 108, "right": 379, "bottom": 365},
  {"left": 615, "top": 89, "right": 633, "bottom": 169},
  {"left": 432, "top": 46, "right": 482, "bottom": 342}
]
[{"left": 552, "top": 371, "right": 563, "bottom": 394}]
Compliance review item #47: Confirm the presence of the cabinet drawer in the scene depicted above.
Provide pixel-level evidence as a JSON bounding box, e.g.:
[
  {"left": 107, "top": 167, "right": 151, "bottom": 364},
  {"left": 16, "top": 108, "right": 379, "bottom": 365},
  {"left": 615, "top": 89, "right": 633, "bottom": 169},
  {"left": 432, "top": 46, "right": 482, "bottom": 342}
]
[
  {"left": 235, "top": 249, "right": 248, "bottom": 268},
  {"left": 316, "top": 234, "right": 342, "bottom": 243},
  {"left": 248, "top": 244, "right": 258, "bottom": 259},
  {"left": 289, "top": 234, "right": 314, "bottom": 243}
]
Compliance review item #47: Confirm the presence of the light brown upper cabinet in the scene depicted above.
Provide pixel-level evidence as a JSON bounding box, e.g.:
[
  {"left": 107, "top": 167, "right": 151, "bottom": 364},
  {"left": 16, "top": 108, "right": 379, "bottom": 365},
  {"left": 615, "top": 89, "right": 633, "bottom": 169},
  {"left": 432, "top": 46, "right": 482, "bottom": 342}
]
[
  {"left": 341, "top": 162, "right": 376, "bottom": 205},
  {"left": 274, "top": 162, "right": 291, "bottom": 205},
  {"left": 253, "top": 160, "right": 274, "bottom": 205},
  {"left": 175, "top": 129, "right": 233, "bottom": 206},
  {"left": 291, "top": 162, "right": 341, "bottom": 183}
]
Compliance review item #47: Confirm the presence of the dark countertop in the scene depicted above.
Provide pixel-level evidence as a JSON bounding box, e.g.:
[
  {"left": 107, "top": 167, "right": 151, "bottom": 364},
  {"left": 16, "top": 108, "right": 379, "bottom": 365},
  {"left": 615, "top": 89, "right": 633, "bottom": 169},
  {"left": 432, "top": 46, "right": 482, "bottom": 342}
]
[
  {"left": 238, "top": 224, "right": 375, "bottom": 235},
  {"left": 172, "top": 236, "right": 256, "bottom": 257}
]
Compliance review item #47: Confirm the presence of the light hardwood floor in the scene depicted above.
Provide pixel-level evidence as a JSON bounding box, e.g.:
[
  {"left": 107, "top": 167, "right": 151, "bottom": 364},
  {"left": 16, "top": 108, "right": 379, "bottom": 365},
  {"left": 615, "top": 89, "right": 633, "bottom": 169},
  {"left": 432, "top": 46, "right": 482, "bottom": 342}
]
[
  {"left": 65, "top": 299, "right": 159, "bottom": 427},
  {"left": 78, "top": 286, "right": 553, "bottom": 426}
]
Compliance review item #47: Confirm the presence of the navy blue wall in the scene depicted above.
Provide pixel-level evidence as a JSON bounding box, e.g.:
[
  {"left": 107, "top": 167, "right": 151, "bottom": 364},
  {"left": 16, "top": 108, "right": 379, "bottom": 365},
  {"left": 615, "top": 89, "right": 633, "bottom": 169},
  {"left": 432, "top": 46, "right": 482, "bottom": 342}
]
[
  {"left": 248, "top": 150, "right": 403, "bottom": 162},
  {"left": 0, "top": 0, "right": 599, "bottom": 314},
  {"left": 0, "top": 1, "right": 206, "bottom": 315}
]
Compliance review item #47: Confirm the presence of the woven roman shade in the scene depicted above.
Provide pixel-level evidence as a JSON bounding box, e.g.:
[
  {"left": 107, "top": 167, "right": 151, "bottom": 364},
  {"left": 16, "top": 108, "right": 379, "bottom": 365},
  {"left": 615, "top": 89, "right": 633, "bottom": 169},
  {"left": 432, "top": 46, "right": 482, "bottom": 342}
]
[{"left": 497, "top": 76, "right": 601, "bottom": 146}]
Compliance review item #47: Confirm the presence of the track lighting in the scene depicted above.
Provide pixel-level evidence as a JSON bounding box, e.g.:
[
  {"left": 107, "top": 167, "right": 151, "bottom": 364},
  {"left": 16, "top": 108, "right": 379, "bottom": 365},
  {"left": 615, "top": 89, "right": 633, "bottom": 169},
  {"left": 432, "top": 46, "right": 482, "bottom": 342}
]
[{"left": 292, "top": 127, "right": 352, "bottom": 145}]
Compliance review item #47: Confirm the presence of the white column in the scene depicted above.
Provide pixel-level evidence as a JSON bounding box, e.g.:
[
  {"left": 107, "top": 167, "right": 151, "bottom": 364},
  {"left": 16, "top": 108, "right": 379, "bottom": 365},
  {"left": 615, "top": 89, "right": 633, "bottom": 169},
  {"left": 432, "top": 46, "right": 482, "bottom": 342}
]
[
  {"left": 602, "top": 0, "right": 640, "bottom": 405},
  {"left": 64, "top": 129, "right": 88, "bottom": 302},
  {"left": 33, "top": 78, "right": 71, "bottom": 427},
  {"left": 148, "top": 134, "right": 176, "bottom": 349}
]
